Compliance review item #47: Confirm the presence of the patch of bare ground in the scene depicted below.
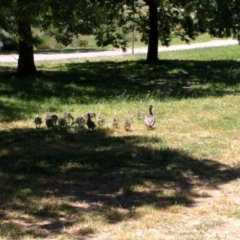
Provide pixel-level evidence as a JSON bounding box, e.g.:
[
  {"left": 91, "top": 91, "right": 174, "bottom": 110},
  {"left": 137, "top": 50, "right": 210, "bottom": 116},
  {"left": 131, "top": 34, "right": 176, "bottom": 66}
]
[{"left": 70, "top": 179, "right": 240, "bottom": 240}]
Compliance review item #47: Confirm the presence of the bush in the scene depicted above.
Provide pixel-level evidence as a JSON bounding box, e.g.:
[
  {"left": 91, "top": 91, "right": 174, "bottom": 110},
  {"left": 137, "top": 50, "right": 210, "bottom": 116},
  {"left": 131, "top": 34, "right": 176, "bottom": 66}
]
[
  {"left": 77, "top": 38, "right": 88, "bottom": 48},
  {"left": 125, "top": 32, "right": 139, "bottom": 42},
  {"left": 0, "top": 32, "right": 18, "bottom": 51},
  {"left": 35, "top": 35, "right": 65, "bottom": 50}
]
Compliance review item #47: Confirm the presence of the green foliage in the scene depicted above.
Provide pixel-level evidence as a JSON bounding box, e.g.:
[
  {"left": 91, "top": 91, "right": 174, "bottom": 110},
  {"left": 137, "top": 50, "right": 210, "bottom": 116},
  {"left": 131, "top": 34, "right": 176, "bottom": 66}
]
[
  {"left": 0, "top": 0, "right": 105, "bottom": 46},
  {"left": 34, "top": 34, "right": 65, "bottom": 50},
  {"left": 1, "top": 0, "right": 240, "bottom": 76},
  {"left": 0, "top": 32, "right": 18, "bottom": 51},
  {"left": 95, "top": 0, "right": 240, "bottom": 49},
  {"left": 77, "top": 38, "right": 89, "bottom": 48},
  {"left": 95, "top": 0, "right": 202, "bottom": 49},
  {"left": 40, "top": 0, "right": 105, "bottom": 46},
  {"left": 95, "top": 24, "right": 127, "bottom": 48},
  {"left": 194, "top": 0, "right": 240, "bottom": 37}
]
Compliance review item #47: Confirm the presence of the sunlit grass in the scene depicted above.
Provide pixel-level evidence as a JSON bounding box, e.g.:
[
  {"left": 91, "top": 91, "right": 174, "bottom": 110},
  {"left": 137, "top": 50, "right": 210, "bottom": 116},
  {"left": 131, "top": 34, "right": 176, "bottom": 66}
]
[{"left": 0, "top": 45, "right": 240, "bottom": 239}]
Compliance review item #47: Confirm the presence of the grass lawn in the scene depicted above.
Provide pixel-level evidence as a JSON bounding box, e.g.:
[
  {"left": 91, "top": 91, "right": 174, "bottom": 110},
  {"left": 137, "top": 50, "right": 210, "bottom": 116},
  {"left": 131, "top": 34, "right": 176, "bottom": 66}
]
[{"left": 0, "top": 45, "right": 240, "bottom": 240}]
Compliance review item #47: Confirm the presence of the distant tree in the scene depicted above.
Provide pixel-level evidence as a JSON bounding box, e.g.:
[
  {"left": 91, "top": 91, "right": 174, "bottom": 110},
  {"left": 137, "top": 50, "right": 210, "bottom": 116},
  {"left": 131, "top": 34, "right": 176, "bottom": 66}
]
[
  {"left": 95, "top": 0, "right": 202, "bottom": 61},
  {"left": 194, "top": 0, "right": 240, "bottom": 38},
  {"left": 95, "top": 0, "right": 240, "bottom": 62},
  {"left": 1, "top": 0, "right": 239, "bottom": 77},
  {"left": 0, "top": 0, "right": 103, "bottom": 77},
  {"left": 16, "top": 0, "right": 37, "bottom": 76}
]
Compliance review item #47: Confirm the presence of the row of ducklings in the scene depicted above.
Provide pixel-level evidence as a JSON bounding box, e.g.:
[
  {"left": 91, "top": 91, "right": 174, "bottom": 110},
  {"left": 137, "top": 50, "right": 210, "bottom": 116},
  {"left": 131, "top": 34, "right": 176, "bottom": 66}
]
[
  {"left": 34, "top": 105, "right": 155, "bottom": 131},
  {"left": 34, "top": 111, "right": 133, "bottom": 131}
]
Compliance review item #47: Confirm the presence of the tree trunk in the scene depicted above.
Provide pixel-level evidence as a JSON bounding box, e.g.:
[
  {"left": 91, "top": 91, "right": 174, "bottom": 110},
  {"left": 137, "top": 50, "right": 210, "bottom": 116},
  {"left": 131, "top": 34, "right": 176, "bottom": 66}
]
[
  {"left": 17, "top": 19, "right": 36, "bottom": 77},
  {"left": 146, "top": 1, "right": 159, "bottom": 62}
]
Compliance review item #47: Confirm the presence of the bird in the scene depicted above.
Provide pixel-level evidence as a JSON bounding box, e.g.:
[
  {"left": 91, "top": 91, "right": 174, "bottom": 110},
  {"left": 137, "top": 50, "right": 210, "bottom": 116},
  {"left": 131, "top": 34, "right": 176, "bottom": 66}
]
[
  {"left": 111, "top": 118, "right": 119, "bottom": 128},
  {"left": 44, "top": 112, "right": 56, "bottom": 129},
  {"left": 63, "top": 111, "right": 74, "bottom": 122},
  {"left": 145, "top": 105, "right": 155, "bottom": 129},
  {"left": 34, "top": 116, "right": 42, "bottom": 128},
  {"left": 44, "top": 112, "right": 51, "bottom": 119},
  {"left": 71, "top": 116, "right": 86, "bottom": 127},
  {"left": 58, "top": 117, "right": 67, "bottom": 127},
  {"left": 51, "top": 114, "right": 59, "bottom": 125},
  {"left": 97, "top": 115, "right": 104, "bottom": 126},
  {"left": 84, "top": 112, "right": 96, "bottom": 119},
  {"left": 46, "top": 118, "right": 54, "bottom": 129},
  {"left": 123, "top": 118, "right": 132, "bottom": 131},
  {"left": 44, "top": 112, "right": 58, "bottom": 125},
  {"left": 86, "top": 113, "right": 96, "bottom": 131}
]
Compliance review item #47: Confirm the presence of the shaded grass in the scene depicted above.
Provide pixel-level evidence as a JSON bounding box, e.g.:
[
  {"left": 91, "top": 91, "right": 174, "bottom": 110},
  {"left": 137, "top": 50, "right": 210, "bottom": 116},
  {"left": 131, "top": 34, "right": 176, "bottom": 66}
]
[
  {"left": 0, "top": 45, "right": 240, "bottom": 239},
  {"left": 0, "top": 123, "right": 239, "bottom": 239},
  {"left": 0, "top": 126, "right": 239, "bottom": 238},
  {"left": 0, "top": 45, "right": 240, "bottom": 122}
]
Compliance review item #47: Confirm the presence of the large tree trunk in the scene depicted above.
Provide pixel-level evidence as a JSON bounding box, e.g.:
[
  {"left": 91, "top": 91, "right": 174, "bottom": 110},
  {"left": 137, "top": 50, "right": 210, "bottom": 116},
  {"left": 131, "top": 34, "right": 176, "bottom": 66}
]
[
  {"left": 146, "top": 1, "right": 159, "bottom": 62},
  {"left": 17, "top": 19, "right": 36, "bottom": 77}
]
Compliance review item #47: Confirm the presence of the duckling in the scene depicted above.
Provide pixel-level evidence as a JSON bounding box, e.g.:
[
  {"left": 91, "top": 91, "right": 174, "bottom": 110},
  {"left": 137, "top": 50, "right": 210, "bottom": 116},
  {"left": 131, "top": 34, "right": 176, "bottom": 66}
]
[
  {"left": 44, "top": 112, "right": 51, "bottom": 119},
  {"left": 46, "top": 118, "right": 54, "bottom": 129},
  {"left": 44, "top": 112, "right": 55, "bottom": 129},
  {"left": 72, "top": 116, "right": 86, "bottom": 127},
  {"left": 123, "top": 118, "right": 132, "bottom": 131},
  {"left": 145, "top": 105, "right": 155, "bottom": 129},
  {"left": 63, "top": 111, "right": 74, "bottom": 122},
  {"left": 86, "top": 113, "right": 96, "bottom": 131},
  {"left": 58, "top": 117, "right": 67, "bottom": 127},
  {"left": 34, "top": 116, "right": 42, "bottom": 128},
  {"left": 44, "top": 112, "right": 58, "bottom": 125},
  {"left": 51, "top": 114, "right": 59, "bottom": 125},
  {"left": 111, "top": 118, "right": 119, "bottom": 128},
  {"left": 97, "top": 115, "right": 104, "bottom": 126}
]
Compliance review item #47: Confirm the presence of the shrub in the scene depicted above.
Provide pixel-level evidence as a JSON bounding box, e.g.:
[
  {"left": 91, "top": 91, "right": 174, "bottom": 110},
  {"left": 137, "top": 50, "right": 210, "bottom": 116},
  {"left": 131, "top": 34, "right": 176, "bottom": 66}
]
[
  {"left": 35, "top": 35, "right": 64, "bottom": 50},
  {"left": 77, "top": 38, "right": 89, "bottom": 48},
  {"left": 0, "top": 32, "right": 18, "bottom": 51}
]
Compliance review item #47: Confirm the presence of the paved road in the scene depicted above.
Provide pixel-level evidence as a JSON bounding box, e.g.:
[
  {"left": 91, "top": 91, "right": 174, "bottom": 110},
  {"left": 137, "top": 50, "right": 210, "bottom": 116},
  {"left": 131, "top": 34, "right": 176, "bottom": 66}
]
[{"left": 0, "top": 39, "right": 238, "bottom": 63}]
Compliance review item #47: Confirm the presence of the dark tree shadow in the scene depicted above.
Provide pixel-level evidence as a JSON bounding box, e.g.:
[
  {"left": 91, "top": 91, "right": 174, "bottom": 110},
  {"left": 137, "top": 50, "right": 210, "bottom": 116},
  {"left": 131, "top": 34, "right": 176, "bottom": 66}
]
[
  {"left": 0, "top": 59, "right": 240, "bottom": 121},
  {"left": 0, "top": 127, "right": 239, "bottom": 238}
]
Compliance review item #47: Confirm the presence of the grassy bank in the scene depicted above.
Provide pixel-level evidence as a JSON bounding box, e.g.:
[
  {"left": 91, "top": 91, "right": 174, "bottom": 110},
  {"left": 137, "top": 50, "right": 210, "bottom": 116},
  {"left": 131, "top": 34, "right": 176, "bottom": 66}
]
[{"left": 0, "top": 45, "right": 240, "bottom": 239}]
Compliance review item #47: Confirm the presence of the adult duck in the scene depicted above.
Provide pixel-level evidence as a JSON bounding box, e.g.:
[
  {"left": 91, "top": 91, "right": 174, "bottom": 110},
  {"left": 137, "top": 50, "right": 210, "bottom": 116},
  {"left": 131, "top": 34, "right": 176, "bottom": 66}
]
[
  {"left": 145, "top": 105, "right": 155, "bottom": 129},
  {"left": 86, "top": 113, "right": 96, "bottom": 131}
]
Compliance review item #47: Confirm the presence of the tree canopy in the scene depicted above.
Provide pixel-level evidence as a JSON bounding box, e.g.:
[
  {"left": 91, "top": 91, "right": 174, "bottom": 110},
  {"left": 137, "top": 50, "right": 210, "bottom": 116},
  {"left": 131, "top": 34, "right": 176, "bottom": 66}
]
[
  {"left": 0, "top": 0, "right": 239, "bottom": 76},
  {"left": 0, "top": 0, "right": 103, "bottom": 76},
  {"left": 95, "top": 0, "right": 240, "bottom": 61}
]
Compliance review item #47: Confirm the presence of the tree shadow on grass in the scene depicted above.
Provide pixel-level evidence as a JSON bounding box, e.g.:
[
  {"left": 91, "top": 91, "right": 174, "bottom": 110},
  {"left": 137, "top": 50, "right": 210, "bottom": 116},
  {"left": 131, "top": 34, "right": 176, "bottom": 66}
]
[
  {"left": 0, "top": 60, "right": 240, "bottom": 100},
  {"left": 0, "top": 127, "right": 239, "bottom": 238},
  {"left": 0, "top": 59, "right": 240, "bottom": 121}
]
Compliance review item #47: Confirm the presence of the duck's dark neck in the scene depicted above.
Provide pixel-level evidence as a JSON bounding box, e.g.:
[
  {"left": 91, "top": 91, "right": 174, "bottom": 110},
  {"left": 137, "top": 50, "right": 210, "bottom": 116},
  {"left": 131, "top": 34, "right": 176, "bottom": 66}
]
[{"left": 149, "top": 107, "right": 153, "bottom": 116}]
